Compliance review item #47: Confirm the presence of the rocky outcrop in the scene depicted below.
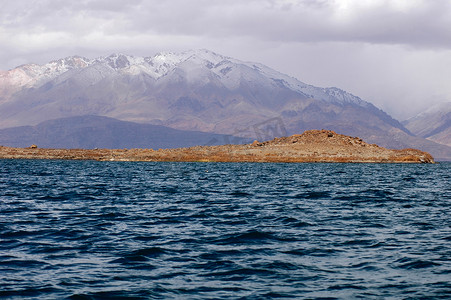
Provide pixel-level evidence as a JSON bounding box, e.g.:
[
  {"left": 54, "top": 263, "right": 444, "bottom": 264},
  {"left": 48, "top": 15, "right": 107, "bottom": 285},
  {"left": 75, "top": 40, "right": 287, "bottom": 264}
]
[{"left": 0, "top": 130, "right": 434, "bottom": 163}]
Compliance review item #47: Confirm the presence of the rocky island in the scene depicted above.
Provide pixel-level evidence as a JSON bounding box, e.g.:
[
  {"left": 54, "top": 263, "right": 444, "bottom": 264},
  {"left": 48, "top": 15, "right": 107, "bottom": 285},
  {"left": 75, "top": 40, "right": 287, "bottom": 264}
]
[{"left": 0, "top": 130, "right": 435, "bottom": 163}]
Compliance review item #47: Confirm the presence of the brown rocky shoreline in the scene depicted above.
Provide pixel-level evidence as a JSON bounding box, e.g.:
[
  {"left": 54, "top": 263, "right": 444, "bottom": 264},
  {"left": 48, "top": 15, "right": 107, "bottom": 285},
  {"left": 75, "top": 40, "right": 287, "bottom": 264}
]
[{"left": 0, "top": 130, "right": 435, "bottom": 163}]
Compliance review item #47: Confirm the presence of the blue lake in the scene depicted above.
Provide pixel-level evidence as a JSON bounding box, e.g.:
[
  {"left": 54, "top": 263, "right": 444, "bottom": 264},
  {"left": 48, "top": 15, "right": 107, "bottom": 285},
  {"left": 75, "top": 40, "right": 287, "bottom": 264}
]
[{"left": 0, "top": 160, "right": 450, "bottom": 299}]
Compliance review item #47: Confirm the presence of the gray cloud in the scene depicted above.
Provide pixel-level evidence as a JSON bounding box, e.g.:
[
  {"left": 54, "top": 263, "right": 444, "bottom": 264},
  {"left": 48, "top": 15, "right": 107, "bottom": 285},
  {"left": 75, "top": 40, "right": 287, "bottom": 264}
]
[
  {"left": 0, "top": 0, "right": 450, "bottom": 119},
  {"left": 2, "top": 0, "right": 450, "bottom": 48},
  {"left": 101, "top": 0, "right": 451, "bottom": 48}
]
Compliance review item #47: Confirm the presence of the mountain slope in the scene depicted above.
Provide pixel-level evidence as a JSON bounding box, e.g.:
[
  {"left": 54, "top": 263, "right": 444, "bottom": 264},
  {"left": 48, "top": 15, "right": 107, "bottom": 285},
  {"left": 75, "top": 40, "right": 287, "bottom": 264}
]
[
  {"left": 0, "top": 49, "right": 403, "bottom": 130},
  {"left": 1, "top": 49, "right": 450, "bottom": 160},
  {"left": 0, "top": 115, "right": 249, "bottom": 149},
  {"left": 403, "top": 102, "right": 451, "bottom": 147}
]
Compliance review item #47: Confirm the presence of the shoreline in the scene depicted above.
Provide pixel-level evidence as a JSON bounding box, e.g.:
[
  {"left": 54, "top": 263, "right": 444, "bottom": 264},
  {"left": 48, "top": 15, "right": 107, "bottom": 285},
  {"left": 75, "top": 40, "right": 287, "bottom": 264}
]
[{"left": 0, "top": 130, "right": 435, "bottom": 164}]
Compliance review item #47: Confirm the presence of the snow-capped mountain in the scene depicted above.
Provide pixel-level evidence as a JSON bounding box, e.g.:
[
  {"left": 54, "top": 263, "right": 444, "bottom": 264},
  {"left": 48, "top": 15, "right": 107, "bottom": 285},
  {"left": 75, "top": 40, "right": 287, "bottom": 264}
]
[
  {"left": 0, "top": 49, "right": 450, "bottom": 159},
  {"left": 1, "top": 49, "right": 370, "bottom": 106}
]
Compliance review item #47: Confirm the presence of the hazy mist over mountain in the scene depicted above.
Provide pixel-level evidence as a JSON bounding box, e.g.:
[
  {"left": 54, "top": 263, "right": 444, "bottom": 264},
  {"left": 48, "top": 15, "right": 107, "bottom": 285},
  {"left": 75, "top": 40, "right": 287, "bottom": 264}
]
[
  {"left": 403, "top": 102, "right": 451, "bottom": 147},
  {"left": 1, "top": 49, "right": 451, "bottom": 160},
  {"left": 1, "top": 1, "right": 450, "bottom": 120},
  {"left": 1, "top": 1, "right": 451, "bottom": 159},
  {"left": 2, "top": 4, "right": 451, "bottom": 300}
]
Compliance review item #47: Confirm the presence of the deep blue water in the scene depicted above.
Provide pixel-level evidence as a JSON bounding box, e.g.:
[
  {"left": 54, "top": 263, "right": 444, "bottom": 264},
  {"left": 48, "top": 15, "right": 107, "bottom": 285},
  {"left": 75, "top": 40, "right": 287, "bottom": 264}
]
[{"left": 0, "top": 160, "right": 450, "bottom": 299}]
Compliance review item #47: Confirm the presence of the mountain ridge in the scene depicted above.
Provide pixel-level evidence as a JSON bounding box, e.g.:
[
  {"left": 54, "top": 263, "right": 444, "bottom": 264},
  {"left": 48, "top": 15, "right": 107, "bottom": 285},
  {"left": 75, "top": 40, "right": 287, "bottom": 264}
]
[
  {"left": 403, "top": 102, "right": 451, "bottom": 147},
  {"left": 0, "top": 50, "right": 377, "bottom": 107},
  {"left": 1, "top": 49, "right": 450, "bottom": 160},
  {"left": 0, "top": 115, "right": 249, "bottom": 149}
]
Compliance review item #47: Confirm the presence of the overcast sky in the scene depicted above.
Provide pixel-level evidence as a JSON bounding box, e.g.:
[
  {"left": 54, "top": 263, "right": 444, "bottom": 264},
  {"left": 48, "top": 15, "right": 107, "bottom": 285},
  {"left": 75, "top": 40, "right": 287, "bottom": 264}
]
[{"left": 1, "top": 0, "right": 450, "bottom": 119}]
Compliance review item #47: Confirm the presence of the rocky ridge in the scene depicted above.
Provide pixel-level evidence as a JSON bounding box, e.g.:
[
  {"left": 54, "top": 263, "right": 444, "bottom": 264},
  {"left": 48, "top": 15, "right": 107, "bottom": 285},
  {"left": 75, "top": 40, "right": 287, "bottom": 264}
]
[
  {"left": 0, "top": 130, "right": 434, "bottom": 163},
  {"left": 0, "top": 50, "right": 404, "bottom": 135}
]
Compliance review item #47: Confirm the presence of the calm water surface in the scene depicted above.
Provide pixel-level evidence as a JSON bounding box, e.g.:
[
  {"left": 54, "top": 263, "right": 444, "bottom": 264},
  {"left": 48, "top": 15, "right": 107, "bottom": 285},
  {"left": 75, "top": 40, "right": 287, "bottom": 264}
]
[{"left": 0, "top": 160, "right": 450, "bottom": 299}]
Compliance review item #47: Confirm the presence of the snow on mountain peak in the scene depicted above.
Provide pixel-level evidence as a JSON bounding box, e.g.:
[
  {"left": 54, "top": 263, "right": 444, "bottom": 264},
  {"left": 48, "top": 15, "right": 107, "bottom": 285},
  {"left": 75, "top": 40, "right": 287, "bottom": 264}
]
[
  {"left": 93, "top": 54, "right": 147, "bottom": 71},
  {"left": 146, "top": 49, "right": 228, "bottom": 78},
  {"left": 1, "top": 56, "right": 94, "bottom": 89},
  {"left": 408, "top": 101, "right": 451, "bottom": 121},
  {"left": 187, "top": 49, "right": 229, "bottom": 64},
  {"left": 149, "top": 51, "right": 189, "bottom": 76},
  {"left": 311, "top": 87, "right": 370, "bottom": 107},
  {"left": 35, "top": 56, "right": 92, "bottom": 80},
  {"left": 1, "top": 49, "right": 372, "bottom": 108},
  {"left": 153, "top": 49, "right": 227, "bottom": 64}
]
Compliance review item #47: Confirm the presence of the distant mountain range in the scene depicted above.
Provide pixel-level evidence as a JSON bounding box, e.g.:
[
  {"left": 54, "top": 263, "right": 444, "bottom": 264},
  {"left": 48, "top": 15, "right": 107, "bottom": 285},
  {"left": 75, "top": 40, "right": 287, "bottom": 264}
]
[
  {"left": 0, "top": 49, "right": 450, "bottom": 160},
  {"left": 0, "top": 115, "right": 248, "bottom": 149},
  {"left": 403, "top": 102, "right": 451, "bottom": 148}
]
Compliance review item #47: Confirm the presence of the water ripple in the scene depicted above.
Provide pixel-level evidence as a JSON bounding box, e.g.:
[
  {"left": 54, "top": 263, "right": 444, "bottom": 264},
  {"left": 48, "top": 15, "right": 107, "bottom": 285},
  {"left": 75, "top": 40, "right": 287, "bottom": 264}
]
[{"left": 0, "top": 160, "right": 450, "bottom": 299}]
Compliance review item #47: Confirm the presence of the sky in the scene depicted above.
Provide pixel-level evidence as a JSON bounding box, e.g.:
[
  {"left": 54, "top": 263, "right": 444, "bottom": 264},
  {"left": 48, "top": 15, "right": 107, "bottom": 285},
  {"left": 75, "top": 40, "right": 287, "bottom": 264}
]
[{"left": 1, "top": 0, "right": 450, "bottom": 120}]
